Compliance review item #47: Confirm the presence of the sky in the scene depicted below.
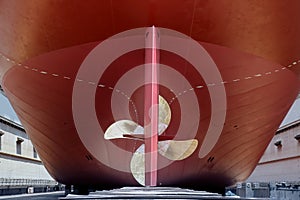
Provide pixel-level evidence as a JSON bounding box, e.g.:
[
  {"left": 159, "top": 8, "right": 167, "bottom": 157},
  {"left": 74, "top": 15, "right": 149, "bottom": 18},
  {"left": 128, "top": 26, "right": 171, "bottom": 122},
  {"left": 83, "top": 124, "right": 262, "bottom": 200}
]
[
  {"left": 0, "top": 93, "right": 21, "bottom": 124},
  {"left": 280, "top": 95, "right": 300, "bottom": 127}
]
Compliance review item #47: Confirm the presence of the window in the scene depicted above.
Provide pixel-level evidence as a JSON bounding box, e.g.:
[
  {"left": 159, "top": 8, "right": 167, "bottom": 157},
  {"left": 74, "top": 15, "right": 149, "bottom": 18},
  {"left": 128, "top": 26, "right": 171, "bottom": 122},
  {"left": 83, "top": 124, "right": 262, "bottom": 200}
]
[
  {"left": 16, "top": 138, "right": 24, "bottom": 155},
  {"left": 274, "top": 140, "right": 282, "bottom": 147},
  {"left": 0, "top": 131, "right": 3, "bottom": 151},
  {"left": 33, "top": 147, "right": 37, "bottom": 158}
]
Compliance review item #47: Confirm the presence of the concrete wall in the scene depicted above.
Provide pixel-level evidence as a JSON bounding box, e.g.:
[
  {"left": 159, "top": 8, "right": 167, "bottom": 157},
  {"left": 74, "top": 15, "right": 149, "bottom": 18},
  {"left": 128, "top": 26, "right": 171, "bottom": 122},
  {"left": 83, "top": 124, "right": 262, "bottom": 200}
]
[
  {"left": 1, "top": 129, "right": 36, "bottom": 159},
  {"left": 240, "top": 121, "right": 300, "bottom": 199},
  {"left": 0, "top": 121, "right": 57, "bottom": 195},
  {"left": 247, "top": 123, "right": 300, "bottom": 182},
  {"left": 0, "top": 124, "right": 54, "bottom": 182},
  {"left": 0, "top": 154, "right": 52, "bottom": 180}
]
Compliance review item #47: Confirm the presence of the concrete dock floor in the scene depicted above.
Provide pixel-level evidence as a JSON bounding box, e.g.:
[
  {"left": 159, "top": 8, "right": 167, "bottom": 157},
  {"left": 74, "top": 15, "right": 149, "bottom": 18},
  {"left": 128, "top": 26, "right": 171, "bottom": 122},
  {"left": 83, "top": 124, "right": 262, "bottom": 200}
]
[
  {"left": 60, "top": 187, "right": 269, "bottom": 200},
  {"left": 0, "top": 191, "right": 64, "bottom": 200}
]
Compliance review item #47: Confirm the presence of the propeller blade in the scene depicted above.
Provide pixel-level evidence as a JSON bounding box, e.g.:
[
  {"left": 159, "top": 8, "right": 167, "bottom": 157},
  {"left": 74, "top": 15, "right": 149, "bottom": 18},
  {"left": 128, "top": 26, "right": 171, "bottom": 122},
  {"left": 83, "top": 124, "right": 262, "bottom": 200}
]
[
  {"left": 158, "top": 139, "right": 198, "bottom": 160},
  {"left": 158, "top": 95, "right": 171, "bottom": 134},
  {"left": 130, "top": 145, "right": 145, "bottom": 186},
  {"left": 130, "top": 139, "right": 198, "bottom": 186},
  {"left": 104, "top": 120, "right": 142, "bottom": 140}
]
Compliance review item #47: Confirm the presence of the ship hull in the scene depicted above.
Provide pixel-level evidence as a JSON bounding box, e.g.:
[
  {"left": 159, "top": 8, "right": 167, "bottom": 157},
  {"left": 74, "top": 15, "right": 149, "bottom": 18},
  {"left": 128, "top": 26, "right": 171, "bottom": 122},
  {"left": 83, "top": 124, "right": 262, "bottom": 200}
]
[
  {"left": 2, "top": 39, "right": 299, "bottom": 190},
  {"left": 0, "top": 0, "right": 300, "bottom": 192}
]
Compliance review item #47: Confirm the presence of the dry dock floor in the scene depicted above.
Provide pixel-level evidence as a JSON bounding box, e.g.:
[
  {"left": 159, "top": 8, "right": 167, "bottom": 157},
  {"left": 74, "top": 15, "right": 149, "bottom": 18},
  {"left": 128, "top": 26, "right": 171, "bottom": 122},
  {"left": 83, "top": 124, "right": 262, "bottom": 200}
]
[{"left": 61, "top": 187, "right": 269, "bottom": 200}]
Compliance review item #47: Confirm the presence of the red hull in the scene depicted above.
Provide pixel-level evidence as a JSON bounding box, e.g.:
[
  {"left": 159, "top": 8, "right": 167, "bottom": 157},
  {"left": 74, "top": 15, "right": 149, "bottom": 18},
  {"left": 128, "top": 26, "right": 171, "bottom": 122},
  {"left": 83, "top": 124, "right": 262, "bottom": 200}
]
[{"left": 1, "top": 0, "right": 300, "bottom": 191}]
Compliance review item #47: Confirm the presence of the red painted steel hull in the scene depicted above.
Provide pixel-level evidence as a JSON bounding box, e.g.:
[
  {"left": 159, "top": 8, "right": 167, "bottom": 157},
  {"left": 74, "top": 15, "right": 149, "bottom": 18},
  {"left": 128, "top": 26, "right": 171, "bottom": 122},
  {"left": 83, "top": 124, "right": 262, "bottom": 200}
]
[{"left": 1, "top": 0, "right": 300, "bottom": 190}]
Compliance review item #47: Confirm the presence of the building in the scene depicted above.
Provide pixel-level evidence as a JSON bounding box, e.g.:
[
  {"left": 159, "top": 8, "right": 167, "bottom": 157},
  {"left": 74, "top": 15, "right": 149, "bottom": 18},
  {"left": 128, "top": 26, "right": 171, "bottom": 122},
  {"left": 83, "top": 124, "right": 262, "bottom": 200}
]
[
  {"left": 248, "top": 94, "right": 300, "bottom": 183},
  {"left": 231, "top": 94, "right": 300, "bottom": 199},
  {"left": 0, "top": 93, "right": 58, "bottom": 195}
]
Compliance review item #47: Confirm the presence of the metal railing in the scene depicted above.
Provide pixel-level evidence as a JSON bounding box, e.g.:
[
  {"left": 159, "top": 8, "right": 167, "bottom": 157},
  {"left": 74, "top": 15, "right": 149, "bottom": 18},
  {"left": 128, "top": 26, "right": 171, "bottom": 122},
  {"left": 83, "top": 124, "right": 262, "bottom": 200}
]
[{"left": 0, "top": 178, "right": 57, "bottom": 187}]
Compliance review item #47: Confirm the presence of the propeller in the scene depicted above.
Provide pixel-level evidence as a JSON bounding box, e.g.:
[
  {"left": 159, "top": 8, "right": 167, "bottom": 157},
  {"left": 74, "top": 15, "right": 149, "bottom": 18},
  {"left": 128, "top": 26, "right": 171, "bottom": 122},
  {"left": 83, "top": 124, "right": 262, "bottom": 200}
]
[{"left": 104, "top": 95, "right": 198, "bottom": 185}]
